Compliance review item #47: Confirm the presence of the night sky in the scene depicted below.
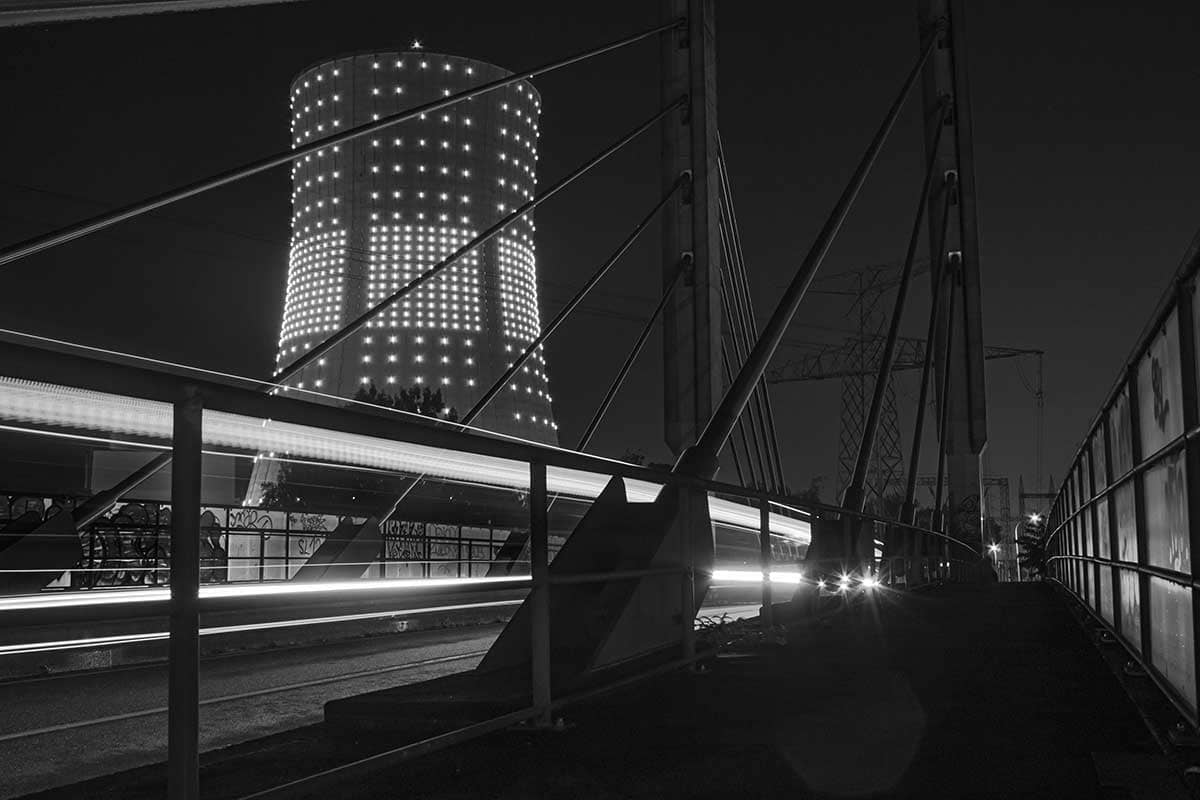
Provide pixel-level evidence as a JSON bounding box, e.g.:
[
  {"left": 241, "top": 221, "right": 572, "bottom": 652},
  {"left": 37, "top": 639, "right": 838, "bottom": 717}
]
[{"left": 1, "top": 1, "right": 1197, "bottom": 514}]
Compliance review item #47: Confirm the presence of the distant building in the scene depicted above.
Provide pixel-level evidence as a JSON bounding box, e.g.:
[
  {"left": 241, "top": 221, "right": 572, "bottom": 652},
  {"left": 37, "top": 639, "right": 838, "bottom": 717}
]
[{"left": 275, "top": 49, "right": 558, "bottom": 444}]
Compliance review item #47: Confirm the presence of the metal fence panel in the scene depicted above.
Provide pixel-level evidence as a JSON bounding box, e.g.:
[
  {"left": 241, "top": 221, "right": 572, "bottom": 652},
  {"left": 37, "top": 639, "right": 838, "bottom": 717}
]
[{"left": 1148, "top": 576, "right": 1196, "bottom": 711}]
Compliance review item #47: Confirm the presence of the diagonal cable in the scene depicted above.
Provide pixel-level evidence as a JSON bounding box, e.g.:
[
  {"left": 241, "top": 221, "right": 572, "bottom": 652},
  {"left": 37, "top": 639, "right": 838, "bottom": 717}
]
[
  {"left": 277, "top": 98, "right": 685, "bottom": 384},
  {"left": 716, "top": 148, "right": 787, "bottom": 491},
  {"left": 0, "top": 19, "right": 684, "bottom": 270},
  {"left": 576, "top": 255, "right": 691, "bottom": 452},
  {"left": 464, "top": 177, "right": 685, "bottom": 423}
]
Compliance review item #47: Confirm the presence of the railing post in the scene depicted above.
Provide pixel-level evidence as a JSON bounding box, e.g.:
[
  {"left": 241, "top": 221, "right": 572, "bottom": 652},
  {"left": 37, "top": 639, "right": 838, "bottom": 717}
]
[
  {"left": 918, "top": 532, "right": 928, "bottom": 585},
  {"left": 1174, "top": 280, "right": 1200, "bottom": 718},
  {"left": 1125, "top": 364, "right": 1153, "bottom": 661},
  {"left": 759, "top": 496, "right": 773, "bottom": 631},
  {"left": 168, "top": 387, "right": 202, "bottom": 800},
  {"left": 680, "top": 488, "right": 697, "bottom": 663},
  {"left": 529, "top": 461, "right": 551, "bottom": 726}
]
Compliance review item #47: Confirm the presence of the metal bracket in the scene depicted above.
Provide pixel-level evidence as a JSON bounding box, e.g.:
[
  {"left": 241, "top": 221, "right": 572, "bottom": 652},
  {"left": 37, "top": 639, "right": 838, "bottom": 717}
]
[
  {"left": 941, "top": 93, "right": 956, "bottom": 125},
  {"left": 1169, "top": 722, "right": 1200, "bottom": 748},
  {"left": 944, "top": 171, "right": 960, "bottom": 205},
  {"left": 515, "top": 716, "right": 572, "bottom": 733},
  {"left": 681, "top": 251, "right": 696, "bottom": 286},
  {"left": 1123, "top": 659, "right": 1148, "bottom": 677},
  {"left": 936, "top": 16, "right": 950, "bottom": 47},
  {"left": 680, "top": 169, "right": 695, "bottom": 205}
]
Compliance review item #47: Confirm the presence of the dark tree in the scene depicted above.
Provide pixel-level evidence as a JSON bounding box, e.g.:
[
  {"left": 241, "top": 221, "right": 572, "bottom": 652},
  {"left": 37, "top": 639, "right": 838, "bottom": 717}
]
[
  {"left": 621, "top": 448, "right": 647, "bottom": 466},
  {"left": 1017, "top": 515, "right": 1048, "bottom": 577},
  {"left": 352, "top": 382, "right": 460, "bottom": 422},
  {"left": 796, "top": 476, "right": 826, "bottom": 507},
  {"left": 258, "top": 465, "right": 307, "bottom": 509},
  {"left": 257, "top": 382, "right": 458, "bottom": 510}
]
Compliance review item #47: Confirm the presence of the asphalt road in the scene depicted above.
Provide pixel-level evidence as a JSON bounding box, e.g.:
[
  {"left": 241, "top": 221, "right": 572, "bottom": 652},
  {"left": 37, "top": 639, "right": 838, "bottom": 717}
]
[{"left": 0, "top": 601, "right": 759, "bottom": 799}]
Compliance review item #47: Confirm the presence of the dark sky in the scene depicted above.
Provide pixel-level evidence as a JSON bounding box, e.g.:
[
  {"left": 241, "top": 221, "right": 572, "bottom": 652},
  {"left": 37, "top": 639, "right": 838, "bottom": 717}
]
[{"left": 1, "top": 0, "right": 1197, "bottom": 514}]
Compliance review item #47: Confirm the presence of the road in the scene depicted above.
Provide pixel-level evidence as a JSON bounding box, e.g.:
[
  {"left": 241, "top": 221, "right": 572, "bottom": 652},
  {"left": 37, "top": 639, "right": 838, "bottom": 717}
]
[{"left": 0, "top": 602, "right": 759, "bottom": 799}]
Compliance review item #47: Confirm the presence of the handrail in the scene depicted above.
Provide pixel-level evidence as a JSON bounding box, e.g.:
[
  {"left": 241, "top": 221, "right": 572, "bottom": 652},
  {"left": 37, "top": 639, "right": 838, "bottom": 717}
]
[
  {"left": 0, "top": 329, "right": 970, "bottom": 554},
  {"left": 1048, "top": 574, "right": 1199, "bottom": 730}
]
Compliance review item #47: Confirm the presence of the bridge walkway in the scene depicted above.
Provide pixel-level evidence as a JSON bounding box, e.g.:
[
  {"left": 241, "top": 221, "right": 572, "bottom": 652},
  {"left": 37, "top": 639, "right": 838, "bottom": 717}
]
[
  {"left": 16, "top": 583, "right": 1184, "bottom": 799},
  {"left": 338, "top": 583, "right": 1175, "bottom": 799}
]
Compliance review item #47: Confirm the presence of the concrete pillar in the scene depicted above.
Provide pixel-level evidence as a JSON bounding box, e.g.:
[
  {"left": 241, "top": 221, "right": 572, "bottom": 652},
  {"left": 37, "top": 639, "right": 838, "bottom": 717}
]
[{"left": 661, "top": 0, "right": 722, "bottom": 456}]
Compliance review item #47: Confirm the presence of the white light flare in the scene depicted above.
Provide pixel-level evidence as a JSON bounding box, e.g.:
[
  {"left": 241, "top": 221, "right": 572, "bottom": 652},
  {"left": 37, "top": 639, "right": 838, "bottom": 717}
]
[
  {"left": 0, "top": 575, "right": 530, "bottom": 613},
  {"left": 711, "top": 569, "right": 803, "bottom": 585},
  {"left": 0, "top": 377, "right": 810, "bottom": 544}
]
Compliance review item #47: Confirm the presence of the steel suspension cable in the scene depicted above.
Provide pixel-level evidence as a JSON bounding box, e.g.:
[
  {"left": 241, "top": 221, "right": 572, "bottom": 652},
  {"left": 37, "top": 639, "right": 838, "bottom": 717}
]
[
  {"left": 901, "top": 176, "right": 956, "bottom": 523},
  {"left": 575, "top": 255, "right": 690, "bottom": 452},
  {"left": 678, "top": 27, "right": 942, "bottom": 478},
  {"left": 0, "top": 19, "right": 684, "bottom": 269},
  {"left": 463, "top": 177, "right": 685, "bottom": 424},
  {"left": 843, "top": 100, "right": 950, "bottom": 514},
  {"left": 717, "top": 268, "right": 772, "bottom": 490},
  {"left": 722, "top": 225, "right": 785, "bottom": 492},
  {"left": 275, "top": 98, "right": 685, "bottom": 384},
  {"left": 66, "top": 99, "right": 685, "bottom": 530},
  {"left": 715, "top": 148, "right": 787, "bottom": 490},
  {"left": 722, "top": 345, "right": 761, "bottom": 489},
  {"left": 932, "top": 258, "right": 960, "bottom": 530},
  {"left": 357, "top": 181, "right": 686, "bottom": 537},
  {"left": 716, "top": 212, "right": 780, "bottom": 492}
]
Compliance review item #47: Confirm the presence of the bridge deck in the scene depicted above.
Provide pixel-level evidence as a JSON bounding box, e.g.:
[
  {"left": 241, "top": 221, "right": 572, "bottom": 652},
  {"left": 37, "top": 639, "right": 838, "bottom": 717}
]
[
  {"left": 17, "top": 583, "right": 1182, "bottom": 799},
  {"left": 337, "top": 582, "right": 1171, "bottom": 799}
]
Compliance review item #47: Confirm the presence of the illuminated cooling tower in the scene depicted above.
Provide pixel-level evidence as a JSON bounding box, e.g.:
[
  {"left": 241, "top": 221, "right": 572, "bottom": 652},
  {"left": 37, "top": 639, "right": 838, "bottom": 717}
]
[{"left": 277, "top": 50, "right": 557, "bottom": 444}]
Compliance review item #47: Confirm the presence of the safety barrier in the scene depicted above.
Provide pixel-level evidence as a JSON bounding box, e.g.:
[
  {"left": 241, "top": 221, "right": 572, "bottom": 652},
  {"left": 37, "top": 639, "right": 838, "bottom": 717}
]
[{"left": 1046, "top": 227, "right": 1200, "bottom": 726}]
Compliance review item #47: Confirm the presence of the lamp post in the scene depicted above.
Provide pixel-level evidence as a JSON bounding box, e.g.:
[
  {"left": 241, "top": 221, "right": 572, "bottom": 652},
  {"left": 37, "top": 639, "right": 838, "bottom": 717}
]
[
  {"left": 987, "top": 542, "right": 1000, "bottom": 581},
  {"left": 1012, "top": 522, "right": 1023, "bottom": 583}
]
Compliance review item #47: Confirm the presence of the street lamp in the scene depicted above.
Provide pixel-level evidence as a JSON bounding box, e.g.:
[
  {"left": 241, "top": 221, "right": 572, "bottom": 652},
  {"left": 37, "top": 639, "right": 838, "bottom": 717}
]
[
  {"left": 1014, "top": 511, "right": 1044, "bottom": 584},
  {"left": 988, "top": 542, "right": 1000, "bottom": 579}
]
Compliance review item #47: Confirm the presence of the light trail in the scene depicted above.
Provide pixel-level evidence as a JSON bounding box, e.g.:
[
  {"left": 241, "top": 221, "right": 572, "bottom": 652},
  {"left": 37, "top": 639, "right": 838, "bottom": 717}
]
[
  {"left": 0, "top": 580, "right": 529, "bottom": 614},
  {"left": 0, "top": 600, "right": 759, "bottom": 751},
  {"left": 0, "top": 598, "right": 522, "bottom": 656},
  {"left": 0, "top": 375, "right": 811, "bottom": 542},
  {"left": 711, "top": 569, "right": 804, "bottom": 585}
]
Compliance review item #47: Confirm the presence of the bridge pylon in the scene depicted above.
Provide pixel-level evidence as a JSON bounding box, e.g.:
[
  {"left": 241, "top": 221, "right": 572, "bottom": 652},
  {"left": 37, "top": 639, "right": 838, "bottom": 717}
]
[
  {"left": 919, "top": 0, "right": 988, "bottom": 550},
  {"left": 661, "top": 0, "right": 723, "bottom": 458}
]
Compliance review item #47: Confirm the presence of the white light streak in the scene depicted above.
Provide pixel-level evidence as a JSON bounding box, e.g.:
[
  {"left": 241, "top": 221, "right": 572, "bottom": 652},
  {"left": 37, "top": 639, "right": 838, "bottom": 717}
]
[
  {"left": 0, "top": 378, "right": 810, "bottom": 544},
  {"left": 0, "top": 575, "right": 530, "bottom": 613},
  {"left": 0, "top": 599, "right": 522, "bottom": 656},
  {"left": 711, "top": 569, "right": 803, "bottom": 585}
]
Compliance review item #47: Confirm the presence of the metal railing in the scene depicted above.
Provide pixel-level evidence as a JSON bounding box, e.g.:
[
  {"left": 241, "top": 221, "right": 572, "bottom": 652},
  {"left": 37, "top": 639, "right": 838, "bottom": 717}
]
[
  {"left": 1045, "top": 227, "right": 1200, "bottom": 726},
  {"left": 0, "top": 494, "right": 542, "bottom": 587},
  {"left": 0, "top": 326, "right": 971, "bottom": 796}
]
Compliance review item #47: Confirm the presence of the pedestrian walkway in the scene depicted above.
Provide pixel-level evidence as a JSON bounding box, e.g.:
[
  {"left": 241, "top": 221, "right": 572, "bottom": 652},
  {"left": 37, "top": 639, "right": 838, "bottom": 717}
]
[
  {"left": 327, "top": 583, "right": 1173, "bottom": 799},
  {"left": 18, "top": 583, "right": 1182, "bottom": 799}
]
